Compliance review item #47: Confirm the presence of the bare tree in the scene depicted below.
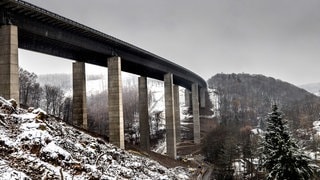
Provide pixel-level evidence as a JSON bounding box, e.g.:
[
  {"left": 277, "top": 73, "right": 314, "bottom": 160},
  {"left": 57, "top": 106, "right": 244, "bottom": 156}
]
[
  {"left": 19, "top": 68, "right": 42, "bottom": 107},
  {"left": 122, "top": 79, "right": 139, "bottom": 132},
  {"left": 44, "top": 84, "right": 64, "bottom": 117},
  {"left": 87, "top": 91, "right": 108, "bottom": 136}
]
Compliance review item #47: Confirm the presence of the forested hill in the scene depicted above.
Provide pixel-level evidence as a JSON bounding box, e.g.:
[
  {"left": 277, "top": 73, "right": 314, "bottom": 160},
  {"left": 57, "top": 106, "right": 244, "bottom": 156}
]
[{"left": 208, "top": 73, "right": 320, "bottom": 130}]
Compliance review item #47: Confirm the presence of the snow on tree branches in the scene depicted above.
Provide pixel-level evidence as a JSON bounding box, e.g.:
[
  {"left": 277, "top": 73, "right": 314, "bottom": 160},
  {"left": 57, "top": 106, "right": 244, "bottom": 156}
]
[{"left": 262, "top": 105, "right": 314, "bottom": 179}]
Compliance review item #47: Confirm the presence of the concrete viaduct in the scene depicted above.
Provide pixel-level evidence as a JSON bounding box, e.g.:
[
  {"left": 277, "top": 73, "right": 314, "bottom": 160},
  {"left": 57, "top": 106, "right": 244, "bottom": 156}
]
[{"left": 0, "top": 0, "right": 207, "bottom": 159}]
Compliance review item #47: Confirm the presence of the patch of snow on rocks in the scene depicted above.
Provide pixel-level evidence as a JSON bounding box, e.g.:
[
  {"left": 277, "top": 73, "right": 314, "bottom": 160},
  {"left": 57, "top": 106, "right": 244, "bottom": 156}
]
[
  {"left": 0, "top": 159, "right": 30, "bottom": 180},
  {"left": 0, "top": 97, "right": 191, "bottom": 179}
]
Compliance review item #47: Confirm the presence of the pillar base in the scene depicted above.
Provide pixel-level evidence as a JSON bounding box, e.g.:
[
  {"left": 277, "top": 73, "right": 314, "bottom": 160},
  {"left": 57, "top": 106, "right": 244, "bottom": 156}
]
[
  {"left": 0, "top": 25, "right": 19, "bottom": 105},
  {"left": 139, "top": 76, "right": 150, "bottom": 151},
  {"left": 192, "top": 83, "right": 200, "bottom": 144},
  {"left": 164, "top": 73, "right": 176, "bottom": 159},
  {"left": 72, "top": 61, "right": 88, "bottom": 130},
  {"left": 174, "top": 85, "right": 181, "bottom": 143}
]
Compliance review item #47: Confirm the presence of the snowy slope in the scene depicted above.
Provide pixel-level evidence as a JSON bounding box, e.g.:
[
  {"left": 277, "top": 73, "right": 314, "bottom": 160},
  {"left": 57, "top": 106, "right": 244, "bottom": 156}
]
[
  {"left": 147, "top": 79, "right": 189, "bottom": 123},
  {"left": 0, "top": 97, "right": 190, "bottom": 179},
  {"left": 147, "top": 80, "right": 192, "bottom": 155},
  {"left": 208, "top": 88, "right": 220, "bottom": 117}
]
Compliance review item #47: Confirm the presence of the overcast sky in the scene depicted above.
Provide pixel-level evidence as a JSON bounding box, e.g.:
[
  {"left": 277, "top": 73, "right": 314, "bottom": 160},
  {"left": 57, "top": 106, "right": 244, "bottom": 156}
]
[{"left": 19, "top": 0, "right": 320, "bottom": 86}]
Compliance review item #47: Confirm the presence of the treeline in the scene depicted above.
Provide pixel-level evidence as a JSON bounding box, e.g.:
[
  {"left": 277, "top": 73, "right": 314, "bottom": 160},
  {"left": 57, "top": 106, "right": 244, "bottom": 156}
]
[
  {"left": 19, "top": 68, "right": 65, "bottom": 116},
  {"left": 37, "top": 74, "right": 104, "bottom": 91},
  {"left": 19, "top": 68, "right": 166, "bottom": 145},
  {"left": 208, "top": 73, "right": 320, "bottom": 129},
  {"left": 37, "top": 74, "right": 72, "bottom": 92},
  {"left": 202, "top": 123, "right": 261, "bottom": 179},
  {"left": 202, "top": 73, "right": 320, "bottom": 179}
]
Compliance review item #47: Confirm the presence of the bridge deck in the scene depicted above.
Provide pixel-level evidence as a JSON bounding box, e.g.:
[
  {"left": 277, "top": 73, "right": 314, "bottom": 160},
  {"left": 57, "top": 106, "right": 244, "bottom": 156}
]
[{"left": 0, "top": 0, "right": 206, "bottom": 90}]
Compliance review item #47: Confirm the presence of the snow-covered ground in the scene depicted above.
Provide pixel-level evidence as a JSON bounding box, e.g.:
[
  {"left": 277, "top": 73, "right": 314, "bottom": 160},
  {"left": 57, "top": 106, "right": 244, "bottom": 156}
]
[
  {"left": 0, "top": 159, "right": 29, "bottom": 180},
  {"left": 313, "top": 121, "right": 320, "bottom": 136},
  {"left": 310, "top": 121, "right": 320, "bottom": 162},
  {"left": 0, "top": 97, "right": 191, "bottom": 179},
  {"left": 147, "top": 79, "right": 188, "bottom": 119},
  {"left": 208, "top": 88, "right": 220, "bottom": 118},
  {"left": 147, "top": 80, "right": 195, "bottom": 155}
]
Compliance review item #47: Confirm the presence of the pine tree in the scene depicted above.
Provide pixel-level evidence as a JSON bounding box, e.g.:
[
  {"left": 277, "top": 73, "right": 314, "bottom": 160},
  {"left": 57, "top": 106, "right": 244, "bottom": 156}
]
[{"left": 262, "top": 105, "right": 314, "bottom": 179}]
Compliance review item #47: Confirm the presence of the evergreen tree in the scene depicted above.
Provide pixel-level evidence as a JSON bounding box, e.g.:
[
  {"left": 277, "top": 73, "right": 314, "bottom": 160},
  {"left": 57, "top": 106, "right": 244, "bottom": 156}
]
[{"left": 262, "top": 105, "right": 314, "bottom": 179}]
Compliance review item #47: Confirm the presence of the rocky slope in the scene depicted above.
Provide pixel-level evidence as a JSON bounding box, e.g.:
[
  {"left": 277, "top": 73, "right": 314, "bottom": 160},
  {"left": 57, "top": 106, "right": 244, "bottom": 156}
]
[{"left": 0, "top": 97, "right": 190, "bottom": 179}]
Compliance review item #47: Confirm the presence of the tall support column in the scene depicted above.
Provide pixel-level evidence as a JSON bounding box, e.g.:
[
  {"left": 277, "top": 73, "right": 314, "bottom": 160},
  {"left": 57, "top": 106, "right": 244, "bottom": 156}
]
[
  {"left": 139, "top": 76, "right": 150, "bottom": 151},
  {"left": 0, "top": 25, "right": 19, "bottom": 104},
  {"left": 200, "top": 88, "right": 206, "bottom": 108},
  {"left": 192, "top": 83, "right": 201, "bottom": 144},
  {"left": 108, "top": 57, "right": 124, "bottom": 149},
  {"left": 174, "top": 85, "right": 181, "bottom": 143},
  {"left": 164, "top": 73, "right": 176, "bottom": 159},
  {"left": 72, "top": 61, "right": 88, "bottom": 129},
  {"left": 184, "top": 89, "right": 191, "bottom": 107}
]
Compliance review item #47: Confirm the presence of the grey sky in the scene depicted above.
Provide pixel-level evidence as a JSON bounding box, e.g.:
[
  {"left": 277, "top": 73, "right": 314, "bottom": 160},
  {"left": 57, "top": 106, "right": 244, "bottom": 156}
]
[{"left": 19, "top": 0, "right": 320, "bottom": 86}]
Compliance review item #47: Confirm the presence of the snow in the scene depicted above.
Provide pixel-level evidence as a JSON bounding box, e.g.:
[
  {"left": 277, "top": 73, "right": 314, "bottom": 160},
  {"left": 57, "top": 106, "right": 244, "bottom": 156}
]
[
  {"left": 148, "top": 80, "right": 165, "bottom": 113},
  {"left": 208, "top": 88, "right": 220, "bottom": 117},
  {"left": 313, "top": 121, "right": 320, "bottom": 133},
  {"left": 0, "top": 159, "right": 30, "bottom": 180},
  {"left": 86, "top": 78, "right": 107, "bottom": 96},
  {"left": 0, "top": 96, "right": 191, "bottom": 179},
  {"left": 32, "top": 108, "right": 47, "bottom": 115},
  {"left": 20, "top": 121, "right": 44, "bottom": 131},
  {"left": 153, "top": 139, "right": 167, "bottom": 155},
  {"left": 148, "top": 80, "right": 188, "bottom": 122},
  {"left": 251, "top": 128, "right": 264, "bottom": 135},
  {"left": 233, "top": 159, "right": 245, "bottom": 176},
  {"left": 42, "top": 141, "right": 71, "bottom": 160},
  {"left": 309, "top": 121, "right": 320, "bottom": 162},
  {"left": 16, "top": 129, "right": 52, "bottom": 145},
  {"left": 0, "top": 97, "right": 12, "bottom": 106}
]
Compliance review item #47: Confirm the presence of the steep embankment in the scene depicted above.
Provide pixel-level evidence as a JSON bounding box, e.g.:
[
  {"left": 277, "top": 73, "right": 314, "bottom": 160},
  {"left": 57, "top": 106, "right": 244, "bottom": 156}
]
[
  {"left": 0, "top": 97, "right": 190, "bottom": 179},
  {"left": 208, "top": 73, "right": 320, "bottom": 129}
]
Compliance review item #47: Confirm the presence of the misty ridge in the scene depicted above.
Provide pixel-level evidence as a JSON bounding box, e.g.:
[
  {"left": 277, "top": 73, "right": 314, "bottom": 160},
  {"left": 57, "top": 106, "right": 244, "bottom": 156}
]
[
  {"left": 300, "top": 82, "right": 320, "bottom": 96},
  {"left": 37, "top": 74, "right": 106, "bottom": 91}
]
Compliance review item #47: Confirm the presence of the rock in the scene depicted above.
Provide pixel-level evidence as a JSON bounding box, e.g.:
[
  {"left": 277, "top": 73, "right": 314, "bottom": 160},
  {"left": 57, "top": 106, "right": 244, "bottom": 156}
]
[
  {"left": 36, "top": 112, "right": 47, "bottom": 120},
  {"left": 27, "top": 107, "right": 35, "bottom": 113},
  {"left": 9, "top": 99, "right": 17, "bottom": 109}
]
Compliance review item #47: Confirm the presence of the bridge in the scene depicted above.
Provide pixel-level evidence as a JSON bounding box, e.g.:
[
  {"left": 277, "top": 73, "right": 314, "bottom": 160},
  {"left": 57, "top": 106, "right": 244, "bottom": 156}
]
[{"left": 0, "top": 0, "right": 207, "bottom": 159}]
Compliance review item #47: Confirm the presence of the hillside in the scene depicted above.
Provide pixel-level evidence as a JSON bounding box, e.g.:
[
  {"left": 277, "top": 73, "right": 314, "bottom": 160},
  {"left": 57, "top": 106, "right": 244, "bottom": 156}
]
[
  {"left": 208, "top": 73, "right": 320, "bottom": 129},
  {"left": 0, "top": 97, "right": 191, "bottom": 179}
]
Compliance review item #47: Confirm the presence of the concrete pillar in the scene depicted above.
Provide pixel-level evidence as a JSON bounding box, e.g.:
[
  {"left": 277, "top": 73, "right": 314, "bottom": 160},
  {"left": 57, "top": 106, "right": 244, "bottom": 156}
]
[
  {"left": 200, "top": 88, "right": 206, "bottom": 108},
  {"left": 164, "top": 73, "right": 176, "bottom": 159},
  {"left": 139, "top": 76, "right": 150, "bottom": 151},
  {"left": 184, "top": 89, "right": 191, "bottom": 107},
  {"left": 192, "top": 83, "right": 201, "bottom": 144},
  {"left": 72, "top": 61, "right": 88, "bottom": 129},
  {"left": 174, "top": 85, "right": 181, "bottom": 143},
  {"left": 108, "top": 56, "right": 124, "bottom": 149},
  {"left": 0, "top": 25, "right": 19, "bottom": 104}
]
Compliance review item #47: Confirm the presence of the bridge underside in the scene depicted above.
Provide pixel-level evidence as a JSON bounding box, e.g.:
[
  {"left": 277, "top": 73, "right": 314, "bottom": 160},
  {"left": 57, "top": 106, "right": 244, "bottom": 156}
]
[
  {"left": 0, "top": 0, "right": 207, "bottom": 159},
  {"left": 0, "top": 0, "right": 206, "bottom": 90},
  {"left": 0, "top": 24, "right": 206, "bottom": 159}
]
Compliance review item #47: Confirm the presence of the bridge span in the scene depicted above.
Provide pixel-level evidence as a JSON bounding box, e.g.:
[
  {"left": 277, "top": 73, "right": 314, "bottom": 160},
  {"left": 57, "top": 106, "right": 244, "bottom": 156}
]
[{"left": 0, "top": 0, "right": 207, "bottom": 159}]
